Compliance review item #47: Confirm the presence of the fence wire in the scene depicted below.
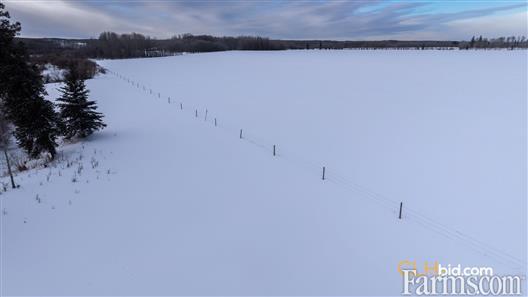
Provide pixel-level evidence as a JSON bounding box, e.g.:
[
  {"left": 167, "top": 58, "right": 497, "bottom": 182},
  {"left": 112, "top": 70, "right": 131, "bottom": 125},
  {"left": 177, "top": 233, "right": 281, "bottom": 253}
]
[{"left": 106, "top": 68, "right": 527, "bottom": 272}]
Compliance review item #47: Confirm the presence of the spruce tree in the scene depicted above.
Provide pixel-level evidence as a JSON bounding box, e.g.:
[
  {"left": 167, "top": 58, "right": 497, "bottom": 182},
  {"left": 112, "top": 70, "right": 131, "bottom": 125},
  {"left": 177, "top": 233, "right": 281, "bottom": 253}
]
[
  {"left": 58, "top": 66, "right": 106, "bottom": 139},
  {"left": 13, "top": 97, "right": 59, "bottom": 159},
  {"left": 0, "top": 2, "right": 59, "bottom": 159},
  {"left": 0, "top": 1, "right": 21, "bottom": 108}
]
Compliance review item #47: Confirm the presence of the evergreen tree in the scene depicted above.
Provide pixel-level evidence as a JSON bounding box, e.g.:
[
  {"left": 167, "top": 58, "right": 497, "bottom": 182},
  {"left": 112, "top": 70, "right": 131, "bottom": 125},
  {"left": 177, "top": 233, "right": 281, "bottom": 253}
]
[
  {"left": 57, "top": 66, "right": 106, "bottom": 139},
  {"left": 14, "top": 97, "right": 59, "bottom": 159},
  {"left": 0, "top": 1, "right": 21, "bottom": 107},
  {"left": 0, "top": 2, "right": 59, "bottom": 159}
]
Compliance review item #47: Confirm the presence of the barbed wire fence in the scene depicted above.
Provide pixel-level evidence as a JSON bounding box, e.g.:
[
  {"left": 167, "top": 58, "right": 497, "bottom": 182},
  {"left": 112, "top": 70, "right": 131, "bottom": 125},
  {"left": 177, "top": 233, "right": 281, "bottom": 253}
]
[{"left": 106, "top": 68, "right": 528, "bottom": 273}]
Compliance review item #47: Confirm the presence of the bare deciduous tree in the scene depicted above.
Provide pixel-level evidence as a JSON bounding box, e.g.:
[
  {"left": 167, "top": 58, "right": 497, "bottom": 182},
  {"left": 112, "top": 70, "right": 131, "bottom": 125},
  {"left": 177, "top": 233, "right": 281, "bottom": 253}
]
[{"left": 0, "top": 112, "right": 16, "bottom": 189}]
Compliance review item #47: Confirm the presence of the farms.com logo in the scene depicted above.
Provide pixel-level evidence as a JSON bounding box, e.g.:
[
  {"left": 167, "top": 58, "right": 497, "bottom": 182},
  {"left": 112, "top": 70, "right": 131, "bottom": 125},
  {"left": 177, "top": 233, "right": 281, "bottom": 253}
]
[{"left": 397, "top": 260, "right": 524, "bottom": 295}]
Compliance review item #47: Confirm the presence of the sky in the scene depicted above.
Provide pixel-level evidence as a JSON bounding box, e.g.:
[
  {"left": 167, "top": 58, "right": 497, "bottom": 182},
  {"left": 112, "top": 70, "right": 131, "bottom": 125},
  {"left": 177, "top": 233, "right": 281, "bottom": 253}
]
[{"left": 3, "top": 0, "right": 528, "bottom": 40}]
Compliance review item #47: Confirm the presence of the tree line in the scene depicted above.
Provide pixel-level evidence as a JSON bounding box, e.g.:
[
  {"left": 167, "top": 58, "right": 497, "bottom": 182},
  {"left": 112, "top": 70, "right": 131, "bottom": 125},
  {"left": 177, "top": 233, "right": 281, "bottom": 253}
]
[
  {"left": 16, "top": 31, "right": 527, "bottom": 82},
  {"left": 8, "top": 19, "right": 524, "bottom": 88},
  {"left": 19, "top": 32, "right": 528, "bottom": 61},
  {"left": 1, "top": 2, "right": 105, "bottom": 188},
  {"left": 465, "top": 35, "right": 527, "bottom": 49}
]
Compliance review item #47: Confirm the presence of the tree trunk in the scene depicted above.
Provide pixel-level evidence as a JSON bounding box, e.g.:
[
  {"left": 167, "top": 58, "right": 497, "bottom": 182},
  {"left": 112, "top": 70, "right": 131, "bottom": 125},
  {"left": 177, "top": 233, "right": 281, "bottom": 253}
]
[{"left": 3, "top": 149, "right": 16, "bottom": 189}]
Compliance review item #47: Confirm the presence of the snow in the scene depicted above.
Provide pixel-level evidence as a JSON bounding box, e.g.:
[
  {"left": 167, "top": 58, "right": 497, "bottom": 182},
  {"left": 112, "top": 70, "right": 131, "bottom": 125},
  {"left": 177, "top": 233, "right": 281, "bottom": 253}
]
[
  {"left": 1, "top": 50, "right": 526, "bottom": 295},
  {"left": 41, "top": 63, "right": 66, "bottom": 83}
]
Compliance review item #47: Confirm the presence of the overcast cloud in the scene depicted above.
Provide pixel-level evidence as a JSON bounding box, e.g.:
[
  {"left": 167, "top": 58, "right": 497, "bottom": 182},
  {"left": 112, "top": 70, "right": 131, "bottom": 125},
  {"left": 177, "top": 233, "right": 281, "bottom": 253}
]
[{"left": 4, "top": 0, "right": 527, "bottom": 40}]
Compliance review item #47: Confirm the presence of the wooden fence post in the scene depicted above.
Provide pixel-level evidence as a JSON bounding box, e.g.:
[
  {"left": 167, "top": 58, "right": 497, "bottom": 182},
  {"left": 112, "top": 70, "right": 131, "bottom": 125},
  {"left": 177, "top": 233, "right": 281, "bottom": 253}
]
[
  {"left": 240, "top": 129, "right": 243, "bottom": 139},
  {"left": 322, "top": 166, "right": 326, "bottom": 180},
  {"left": 273, "top": 145, "right": 276, "bottom": 156},
  {"left": 399, "top": 202, "right": 403, "bottom": 219}
]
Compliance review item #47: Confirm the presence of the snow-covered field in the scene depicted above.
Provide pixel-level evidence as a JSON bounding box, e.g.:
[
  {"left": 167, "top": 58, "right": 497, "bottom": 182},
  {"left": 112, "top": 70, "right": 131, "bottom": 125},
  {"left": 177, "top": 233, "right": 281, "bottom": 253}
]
[{"left": 1, "top": 50, "right": 526, "bottom": 295}]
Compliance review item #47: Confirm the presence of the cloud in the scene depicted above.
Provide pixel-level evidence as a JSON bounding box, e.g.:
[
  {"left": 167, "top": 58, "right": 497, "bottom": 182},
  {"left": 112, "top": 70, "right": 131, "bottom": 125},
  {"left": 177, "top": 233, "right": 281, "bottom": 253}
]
[
  {"left": 4, "top": 0, "right": 153, "bottom": 38},
  {"left": 445, "top": 10, "right": 528, "bottom": 39},
  {"left": 3, "top": 0, "right": 527, "bottom": 40}
]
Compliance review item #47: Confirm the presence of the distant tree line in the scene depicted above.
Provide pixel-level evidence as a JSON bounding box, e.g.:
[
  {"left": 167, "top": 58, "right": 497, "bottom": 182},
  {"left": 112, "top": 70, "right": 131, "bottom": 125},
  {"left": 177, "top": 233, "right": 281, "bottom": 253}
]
[
  {"left": 463, "top": 35, "right": 527, "bottom": 49},
  {"left": 14, "top": 32, "right": 528, "bottom": 80},
  {"left": 19, "top": 32, "right": 528, "bottom": 59},
  {"left": 15, "top": 37, "right": 98, "bottom": 80},
  {"left": 19, "top": 33, "right": 284, "bottom": 59},
  {"left": 92, "top": 33, "right": 285, "bottom": 58},
  {"left": 12, "top": 28, "right": 528, "bottom": 86}
]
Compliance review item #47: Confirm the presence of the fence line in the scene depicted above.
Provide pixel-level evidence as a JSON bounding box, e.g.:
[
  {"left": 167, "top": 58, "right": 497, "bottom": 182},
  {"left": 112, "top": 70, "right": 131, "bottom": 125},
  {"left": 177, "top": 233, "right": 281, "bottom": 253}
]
[{"left": 105, "top": 68, "right": 527, "bottom": 271}]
